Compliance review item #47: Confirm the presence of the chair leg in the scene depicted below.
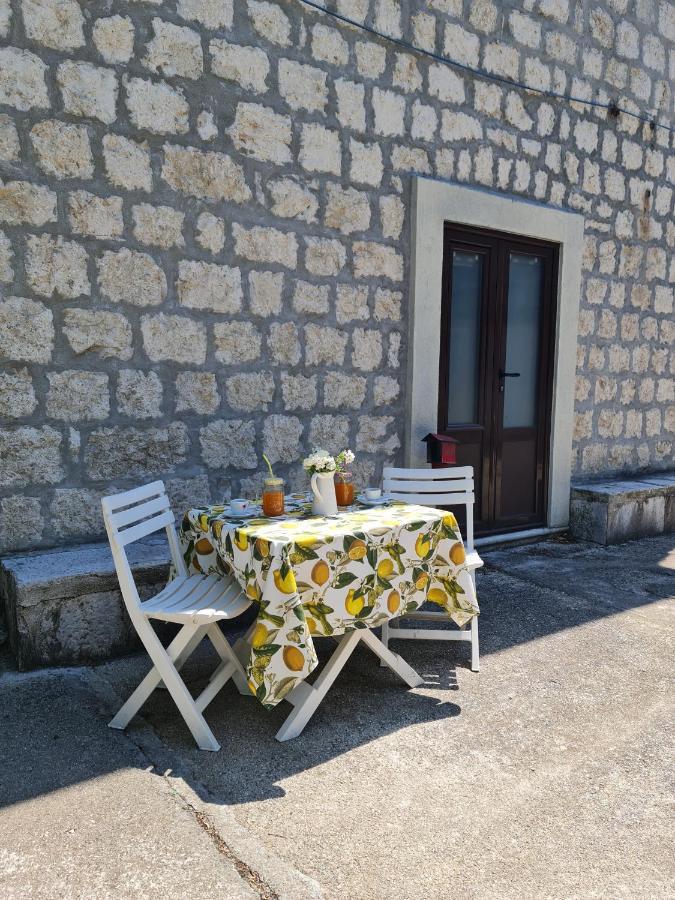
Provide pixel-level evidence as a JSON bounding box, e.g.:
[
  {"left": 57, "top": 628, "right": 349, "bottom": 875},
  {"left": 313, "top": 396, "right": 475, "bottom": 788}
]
[
  {"left": 109, "top": 620, "right": 221, "bottom": 752},
  {"left": 470, "top": 616, "right": 480, "bottom": 672},
  {"left": 275, "top": 630, "right": 362, "bottom": 742},
  {"left": 206, "top": 623, "right": 251, "bottom": 696},
  {"left": 360, "top": 628, "right": 423, "bottom": 688}
]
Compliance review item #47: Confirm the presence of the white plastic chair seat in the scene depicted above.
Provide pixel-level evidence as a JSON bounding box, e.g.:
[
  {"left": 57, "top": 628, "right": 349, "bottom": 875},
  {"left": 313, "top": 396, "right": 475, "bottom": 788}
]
[{"left": 142, "top": 574, "right": 250, "bottom": 625}]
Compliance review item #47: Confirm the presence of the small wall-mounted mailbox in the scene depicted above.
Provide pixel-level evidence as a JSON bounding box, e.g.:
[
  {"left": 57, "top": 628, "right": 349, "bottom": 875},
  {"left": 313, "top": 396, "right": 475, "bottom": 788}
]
[{"left": 422, "top": 433, "right": 458, "bottom": 467}]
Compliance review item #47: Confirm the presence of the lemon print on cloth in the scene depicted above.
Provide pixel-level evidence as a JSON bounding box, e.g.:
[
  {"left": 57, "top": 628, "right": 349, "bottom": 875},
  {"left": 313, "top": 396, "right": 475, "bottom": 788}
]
[
  {"left": 311, "top": 560, "right": 330, "bottom": 585},
  {"left": 195, "top": 538, "right": 213, "bottom": 555},
  {"left": 273, "top": 568, "right": 297, "bottom": 594},
  {"left": 415, "top": 534, "right": 431, "bottom": 558},
  {"left": 234, "top": 530, "right": 248, "bottom": 551},
  {"left": 387, "top": 590, "right": 401, "bottom": 614},
  {"left": 428, "top": 587, "right": 447, "bottom": 606},
  {"left": 283, "top": 646, "right": 305, "bottom": 672},
  {"left": 251, "top": 623, "right": 270, "bottom": 649},
  {"left": 347, "top": 540, "right": 367, "bottom": 560},
  {"left": 345, "top": 589, "right": 365, "bottom": 616},
  {"left": 377, "top": 559, "right": 394, "bottom": 578},
  {"left": 450, "top": 542, "right": 466, "bottom": 565}
]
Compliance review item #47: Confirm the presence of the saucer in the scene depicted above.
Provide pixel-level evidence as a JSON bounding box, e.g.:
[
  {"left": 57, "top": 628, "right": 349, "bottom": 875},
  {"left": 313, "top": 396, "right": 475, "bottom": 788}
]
[
  {"left": 224, "top": 504, "right": 262, "bottom": 519},
  {"left": 356, "top": 493, "right": 392, "bottom": 506}
]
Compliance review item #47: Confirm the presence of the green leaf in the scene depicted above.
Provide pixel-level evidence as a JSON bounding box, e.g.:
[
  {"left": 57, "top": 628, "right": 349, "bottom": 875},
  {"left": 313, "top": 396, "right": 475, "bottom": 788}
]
[
  {"left": 367, "top": 547, "right": 378, "bottom": 570},
  {"left": 256, "top": 683, "right": 267, "bottom": 702},
  {"left": 377, "top": 575, "right": 393, "bottom": 590},
  {"left": 293, "top": 605, "right": 306, "bottom": 621},
  {"left": 333, "top": 571, "right": 358, "bottom": 589},
  {"left": 253, "top": 643, "right": 281, "bottom": 657},
  {"left": 353, "top": 620, "right": 368, "bottom": 629},
  {"left": 356, "top": 605, "right": 374, "bottom": 618},
  {"left": 405, "top": 521, "right": 427, "bottom": 532}
]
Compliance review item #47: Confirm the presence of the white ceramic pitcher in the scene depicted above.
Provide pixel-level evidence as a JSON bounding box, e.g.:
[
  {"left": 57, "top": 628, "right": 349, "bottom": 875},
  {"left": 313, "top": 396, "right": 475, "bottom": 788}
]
[{"left": 311, "top": 472, "right": 338, "bottom": 516}]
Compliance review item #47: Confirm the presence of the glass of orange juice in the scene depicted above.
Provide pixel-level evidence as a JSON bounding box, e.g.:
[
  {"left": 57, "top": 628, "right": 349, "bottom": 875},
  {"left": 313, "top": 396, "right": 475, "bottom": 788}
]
[
  {"left": 262, "top": 477, "right": 285, "bottom": 517},
  {"left": 334, "top": 472, "right": 354, "bottom": 506}
]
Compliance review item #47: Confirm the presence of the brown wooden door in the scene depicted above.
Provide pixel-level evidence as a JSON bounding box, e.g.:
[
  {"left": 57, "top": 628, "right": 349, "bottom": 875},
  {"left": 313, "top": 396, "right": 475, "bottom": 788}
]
[{"left": 438, "top": 224, "right": 558, "bottom": 536}]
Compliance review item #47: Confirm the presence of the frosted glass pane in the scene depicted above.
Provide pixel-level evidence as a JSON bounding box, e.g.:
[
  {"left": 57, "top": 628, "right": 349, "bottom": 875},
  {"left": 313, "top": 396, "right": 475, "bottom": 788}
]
[
  {"left": 447, "top": 251, "right": 482, "bottom": 424},
  {"left": 504, "top": 253, "right": 543, "bottom": 428}
]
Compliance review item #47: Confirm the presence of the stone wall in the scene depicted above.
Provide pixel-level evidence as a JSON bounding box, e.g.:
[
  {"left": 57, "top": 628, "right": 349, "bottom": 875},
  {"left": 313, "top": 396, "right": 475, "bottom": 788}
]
[{"left": 0, "top": 0, "right": 673, "bottom": 554}]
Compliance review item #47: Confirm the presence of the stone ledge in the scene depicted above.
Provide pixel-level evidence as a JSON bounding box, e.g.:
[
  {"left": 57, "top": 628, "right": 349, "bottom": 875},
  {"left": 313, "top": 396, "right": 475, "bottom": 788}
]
[
  {"left": 570, "top": 472, "right": 675, "bottom": 545},
  {"left": 1, "top": 538, "right": 171, "bottom": 671}
]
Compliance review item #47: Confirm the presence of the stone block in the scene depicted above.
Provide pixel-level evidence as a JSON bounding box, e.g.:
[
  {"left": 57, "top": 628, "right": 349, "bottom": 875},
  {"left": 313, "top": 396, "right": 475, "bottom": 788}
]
[
  {"left": 324, "top": 372, "right": 367, "bottom": 409},
  {"left": 0, "top": 368, "right": 37, "bottom": 419},
  {"left": 133, "top": 204, "right": 185, "bottom": 248},
  {"left": 262, "top": 414, "right": 302, "bottom": 464},
  {"left": 225, "top": 372, "right": 275, "bottom": 412},
  {"left": 0, "top": 540, "right": 170, "bottom": 669},
  {"left": 0, "top": 47, "right": 49, "bottom": 111},
  {"left": 0, "top": 296, "right": 54, "bottom": 363},
  {"left": 247, "top": 1, "right": 290, "bottom": 46},
  {"left": 0, "top": 115, "right": 20, "bottom": 162},
  {"left": 304, "top": 237, "right": 345, "bottom": 276},
  {"left": 179, "top": 0, "right": 233, "bottom": 29},
  {"left": 0, "top": 230, "right": 12, "bottom": 281},
  {"left": 177, "top": 260, "right": 242, "bottom": 313},
  {"left": 69, "top": 191, "right": 123, "bottom": 240},
  {"left": 200, "top": 419, "right": 256, "bottom": 469},
  {"left": 63, "top": 308, "right": 132, "bottom": 361},
  {"left": 103, "top": 134, "right": 152, "bottom": 192},
  {"left": 0, "top": 180, "right": 56, "bottom": 226},
  {"left": 211, "top": 40, "right": 269, "bottom": 92},
  {"left": 141, "top": 313, "right": 207, "bottom": 364},
  {"left": 145, "top": 18, "right": 203, "bottom": 80},
  {"left": 325, "top": 185, "right": 370, "bottom": 234},
  {"left": 233, "top": 224, "right": 297, "bottom": 267},
  {"left": 30, "top": 120, "right": 93, "bottom": 180},
  {"left": 300, "top": 123, "right": 341, "bottom": 175},
  {"left": 195, "top": 212, "right": 225, "bottom": 253},
  {"left": 281, "top": 373, "right": 317, "bottom": 411},
  {"left": 268, "top": 178, "right": 318, "bottom": 222},
  {"left": 57, "top": 61, "right": 118, "bottom": 124},
  {"left": 175, "top": 372, "right": 220, "bottom": 415},
  {"left": 116, "top": 370, "right": 163, "bottom": 419},
  {"left": 229, "top": 102, "right": 292, "bottom": 164},
  {"left": 98, "top": 248, "right": 166, "bottom": 307},
  {"left": 124, "top": 76, "right": 189, "bottom": 134},
  {"left": 46, "top": 370, "right": 109, "bottom": 422},
  {"left": 353, "top": 241, "right": 403, "bottom": 281},
  {"left": 249, "top": 270, "right": 283, "bottom": 317},
  {"left": 570, "top": 475, "right": 675, "bottom": 544},
  {"left": 267, "top": 321, "right": 301, "bottom": 365},
  {"left": 162, "top": 144, "right": 251, "bottom": 202},
  {"left": 0, "top": 426, "right": 63, "bottom": 489},
  {"left": 279, "top": 59, "right": 327, "bottom": 111},
  {"left": 213, "top": 321, "right": 261, "bottom": 364},
  {"left": 22, "top": 0, "right": 84, "bottom": 51},
  {"left": 93, "top": 15, "right": 135, "bottom": 64},
  {"left": 25, "top": 234, "right": 89, "bottom": 299},
  {"left": 304, "top": 324, "right": 348, "bottom": 366},
  {"left": 0, "top": 495, "right": 43, "bottom": 553},
  {"left": 84, "top": 423, "right": 189, "bottom": 480}
]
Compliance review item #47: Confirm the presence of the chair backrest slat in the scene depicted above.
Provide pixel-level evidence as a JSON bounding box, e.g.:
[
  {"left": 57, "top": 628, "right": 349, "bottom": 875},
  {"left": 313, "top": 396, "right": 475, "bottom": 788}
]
[
  {"left": 384, "top": 466, "right": 474, "bottom": 480},
  {"left": 101, "top": 481, "right": 186, "bottom": 615},
  {"left": 383, "top": 465, "right": 476, "bottom": 551},
  {"left": 110, "top": 493, "right": 171, "bottom": 529},
  {"left": 116, "top": 509, "right": 175, "bottom": 546}
]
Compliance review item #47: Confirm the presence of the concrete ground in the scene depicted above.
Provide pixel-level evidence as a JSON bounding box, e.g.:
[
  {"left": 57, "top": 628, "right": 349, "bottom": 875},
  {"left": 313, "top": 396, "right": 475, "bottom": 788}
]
[{"left": 1, "top": 534, "right": 673, "bottom": 900}]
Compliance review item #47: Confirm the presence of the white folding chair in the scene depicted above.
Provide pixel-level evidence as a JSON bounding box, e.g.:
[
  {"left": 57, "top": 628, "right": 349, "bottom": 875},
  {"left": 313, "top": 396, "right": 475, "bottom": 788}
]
[
  {"left": 380, "top": 466, "right": 483, "bottom": 672},
  {"left": 102, "top": 480, "right": 251, "bottom": 751}
]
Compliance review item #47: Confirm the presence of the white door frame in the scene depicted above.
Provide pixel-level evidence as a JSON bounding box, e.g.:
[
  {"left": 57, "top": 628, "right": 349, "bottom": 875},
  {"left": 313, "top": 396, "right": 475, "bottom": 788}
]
[{"left": 405, "top": 176, "right": 585, "bottom": 529}]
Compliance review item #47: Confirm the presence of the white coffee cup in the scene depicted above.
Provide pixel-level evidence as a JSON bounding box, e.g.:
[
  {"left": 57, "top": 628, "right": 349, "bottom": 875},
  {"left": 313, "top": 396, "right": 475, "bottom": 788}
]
[
  {"left": 230, "top": 498, "right": 250, "bottom": 514},
  {"left": 365, "top": 487, "right": 382, "bottom": 500}
]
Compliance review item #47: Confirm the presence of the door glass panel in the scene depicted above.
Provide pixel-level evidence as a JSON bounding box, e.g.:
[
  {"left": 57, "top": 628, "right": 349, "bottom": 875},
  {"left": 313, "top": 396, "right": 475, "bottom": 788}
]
[
  {"left": 503, "top": 253, "right": 543, "bottom": 428},
  {"left": 447, "top": 250, "right": 482, "bottom": 424}
]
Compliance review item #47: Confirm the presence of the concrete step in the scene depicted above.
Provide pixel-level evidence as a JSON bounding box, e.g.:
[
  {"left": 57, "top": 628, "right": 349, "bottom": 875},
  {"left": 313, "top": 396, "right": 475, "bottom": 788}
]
[
  {"left": 570, "top": 472, "right": 675, "bottom": 545},
  {"left": 0, "top": 538, "right": 171, "bottom": 671}
]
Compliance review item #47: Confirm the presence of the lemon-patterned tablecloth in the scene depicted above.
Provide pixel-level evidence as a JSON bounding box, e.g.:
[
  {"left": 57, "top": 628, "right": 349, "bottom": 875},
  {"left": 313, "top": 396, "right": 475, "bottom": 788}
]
[{"left": 180, "top": 502, "right": 479, "bottom": 708}]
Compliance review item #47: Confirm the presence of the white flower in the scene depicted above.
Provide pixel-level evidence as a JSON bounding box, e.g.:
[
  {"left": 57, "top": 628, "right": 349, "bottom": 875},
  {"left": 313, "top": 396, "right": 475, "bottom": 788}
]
[{"left": 303, "top": 449, "right": 336, "bottom": 473}]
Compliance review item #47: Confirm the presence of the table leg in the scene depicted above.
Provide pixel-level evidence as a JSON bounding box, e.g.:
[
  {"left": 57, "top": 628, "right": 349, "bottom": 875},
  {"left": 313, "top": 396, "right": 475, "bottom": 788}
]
[{"left": 275, "top": 630, "right": 362, "bottom": 742}]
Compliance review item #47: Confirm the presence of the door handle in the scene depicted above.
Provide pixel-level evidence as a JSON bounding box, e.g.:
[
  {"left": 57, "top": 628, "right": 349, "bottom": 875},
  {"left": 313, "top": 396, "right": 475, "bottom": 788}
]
[{"left": 498, "top": 370, "right": 520, "bottom": 392}]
